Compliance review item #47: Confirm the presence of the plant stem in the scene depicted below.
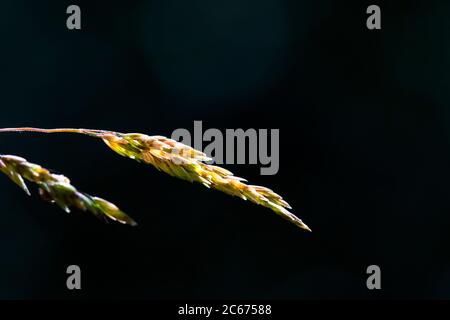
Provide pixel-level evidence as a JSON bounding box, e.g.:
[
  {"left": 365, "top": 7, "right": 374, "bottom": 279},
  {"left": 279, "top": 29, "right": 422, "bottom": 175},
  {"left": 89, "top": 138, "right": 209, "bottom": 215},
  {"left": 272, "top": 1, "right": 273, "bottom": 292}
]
[{"left": 0, "top": 127, "right": 115, "bottom": 137}]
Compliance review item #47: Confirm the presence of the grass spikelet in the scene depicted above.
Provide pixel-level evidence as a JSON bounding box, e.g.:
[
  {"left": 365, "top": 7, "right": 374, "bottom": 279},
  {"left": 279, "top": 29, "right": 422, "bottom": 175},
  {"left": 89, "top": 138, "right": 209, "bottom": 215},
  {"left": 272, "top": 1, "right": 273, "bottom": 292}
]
[
  {"left": 99, "top": 132, "right": 311, "bottom": 231},
  {"left": 0, "top": 127, "right": 311, "bottom": 231},
  {"left": 0, "top": 155, "right": 136, "bottom": 226}
]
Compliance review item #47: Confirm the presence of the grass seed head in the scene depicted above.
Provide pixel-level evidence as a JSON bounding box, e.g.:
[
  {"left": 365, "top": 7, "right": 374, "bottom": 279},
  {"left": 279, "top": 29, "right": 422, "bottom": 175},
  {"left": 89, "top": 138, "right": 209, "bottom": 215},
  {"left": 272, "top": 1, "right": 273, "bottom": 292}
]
[
  {"left": 0, "top": 127, "right": 311, "bottom": 231},
  {"left": 0, "top": 155, "right": 136, "bottom": 226},
  {"left": 100, "top": 132, "right": 311, "bottom": 231}
]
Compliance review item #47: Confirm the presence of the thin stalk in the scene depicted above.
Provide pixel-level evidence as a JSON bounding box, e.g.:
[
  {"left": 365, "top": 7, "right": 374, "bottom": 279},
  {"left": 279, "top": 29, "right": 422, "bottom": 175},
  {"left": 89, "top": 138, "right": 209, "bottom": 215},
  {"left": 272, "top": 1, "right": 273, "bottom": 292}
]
[{"left": 0, "top": 127, "right": 115, "bottom": 137}]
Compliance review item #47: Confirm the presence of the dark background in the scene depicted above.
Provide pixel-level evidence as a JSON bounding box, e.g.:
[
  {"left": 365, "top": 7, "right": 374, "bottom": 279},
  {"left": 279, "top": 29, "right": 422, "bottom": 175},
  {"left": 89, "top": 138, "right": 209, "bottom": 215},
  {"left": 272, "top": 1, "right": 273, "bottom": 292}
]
[{"left": 1, "top": 0, "right": 450, "bottom": 299}]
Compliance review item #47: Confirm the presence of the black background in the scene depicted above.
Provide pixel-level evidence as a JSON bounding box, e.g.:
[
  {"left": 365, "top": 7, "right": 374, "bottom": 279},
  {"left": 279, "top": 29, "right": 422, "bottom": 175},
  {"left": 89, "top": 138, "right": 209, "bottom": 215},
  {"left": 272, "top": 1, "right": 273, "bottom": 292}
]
[{"left": 1, "top": 0, "right": 450, "bottom": 299}]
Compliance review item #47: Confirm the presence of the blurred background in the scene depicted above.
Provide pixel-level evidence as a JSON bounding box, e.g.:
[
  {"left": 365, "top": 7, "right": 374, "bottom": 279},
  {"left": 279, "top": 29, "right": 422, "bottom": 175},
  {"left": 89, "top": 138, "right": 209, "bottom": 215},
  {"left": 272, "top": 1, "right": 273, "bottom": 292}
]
[{"left": 0, "top": 0, "right": 450, "bottom": 299}]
